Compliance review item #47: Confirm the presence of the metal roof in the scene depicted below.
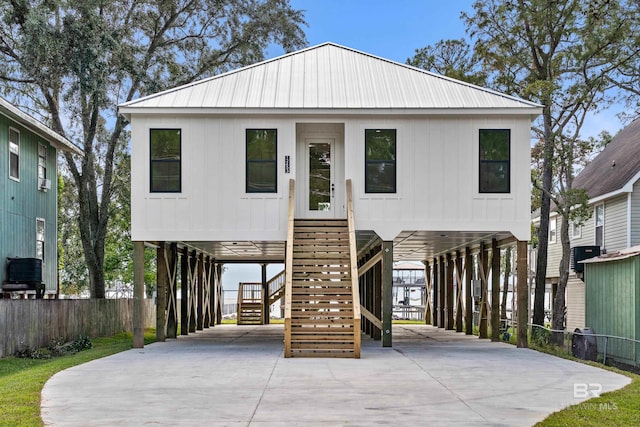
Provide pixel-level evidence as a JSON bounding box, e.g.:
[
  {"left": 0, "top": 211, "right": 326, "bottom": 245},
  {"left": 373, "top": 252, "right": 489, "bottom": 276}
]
[
  {"left": 0, "top": 97, "right": 83, "bottom": 156},
  {"left": 120, "top": 43, "right": 541, "bottom": 114}
]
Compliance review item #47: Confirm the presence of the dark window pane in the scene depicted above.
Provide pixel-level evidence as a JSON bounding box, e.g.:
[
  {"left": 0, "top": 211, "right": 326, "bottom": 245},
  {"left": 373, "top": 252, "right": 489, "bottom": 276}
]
[
  {"left": 247, "top": 162, "right": 277, "bottom": 192},
  {"left": 366, "top": 162, "right": 396, "bottom": 193},
  {"left": 151, "top": 162, "right": 181, "bottom": 192},
  {"left": 246, "top": 129, "right": 277, "bottom": 193},
  {"left": 247, "top": 129, "right": 277, "bottom": 160},
  {"left": 10, "top": 153, "right": 19, "bottom": 179},
  {"left": 151, "top": 129, "right": 181, "bottom": 159},
  {"left": 365, "top": 129, "right": 396, "bottom": 193},
  {"left": 479, "top": 129, "right": 510, "bottom": 193},
  {"left": 150, "top": 129, "right": 181, "bottom": 192}
]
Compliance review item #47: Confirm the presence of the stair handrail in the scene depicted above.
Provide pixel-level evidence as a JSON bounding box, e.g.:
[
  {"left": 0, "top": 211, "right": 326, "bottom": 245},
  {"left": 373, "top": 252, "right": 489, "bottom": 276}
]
[
  {"left": 284, "top": 179, "right": 295, "bottom": 357},
  {"left": 346, "top": 179, "right": 361, "bottom": 358},
  {"left": 268, "top": 270, "right": 286, "bottom": 303}
]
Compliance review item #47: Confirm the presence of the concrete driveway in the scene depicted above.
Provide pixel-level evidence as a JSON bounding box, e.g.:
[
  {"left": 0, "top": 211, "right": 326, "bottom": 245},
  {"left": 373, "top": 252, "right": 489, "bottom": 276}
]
[{"left": 41, "top": 324, "right": 630, "bottom": 426}]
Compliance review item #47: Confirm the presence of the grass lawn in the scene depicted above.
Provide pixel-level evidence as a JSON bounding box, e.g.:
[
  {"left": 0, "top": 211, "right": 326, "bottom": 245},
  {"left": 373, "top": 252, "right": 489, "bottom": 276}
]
[
  {"left": 0, "top": 330, "right": 155, "bottom": 427},
  {"left": 537, "top": 368, "right": 640, "bottom": 426},
  {"left": 530, "top": 343, "right": 640, "bottom": 426},
  {"left": 1, "top": 324, "right": 638, "bottom": 426}
]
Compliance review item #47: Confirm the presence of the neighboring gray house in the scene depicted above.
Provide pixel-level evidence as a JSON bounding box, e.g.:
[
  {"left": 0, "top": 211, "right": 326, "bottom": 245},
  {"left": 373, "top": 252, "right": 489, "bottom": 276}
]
[
  {"left": 544, "top": 118, "right": 640, "bottom": 331},
  {"left": 1, "top": 98, "right": 82, "bottom": 298}
]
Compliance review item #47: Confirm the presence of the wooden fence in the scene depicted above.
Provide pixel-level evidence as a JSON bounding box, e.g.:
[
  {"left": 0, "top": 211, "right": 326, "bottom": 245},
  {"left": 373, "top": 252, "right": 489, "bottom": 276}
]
[{"left": 0, "top": 299, "right": 156, "bottom": 358}]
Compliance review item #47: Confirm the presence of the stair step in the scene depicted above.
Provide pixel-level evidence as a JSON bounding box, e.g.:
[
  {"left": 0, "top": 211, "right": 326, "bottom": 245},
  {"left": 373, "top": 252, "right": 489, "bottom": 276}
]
[
  {"left": 290, "top": 342, "right": 355, "bottom": 350},
  {"left": 285, "top": 218, "right": 358, "bottom": 358},
  {"left": 292, "top": 295, "right": 352, "bottom": 302},
  {"left": 292, "top": 266, "right": 349, "bottom": 273},
  {"left": 294, "top": 219, "right": 347, "bottom": 226}
]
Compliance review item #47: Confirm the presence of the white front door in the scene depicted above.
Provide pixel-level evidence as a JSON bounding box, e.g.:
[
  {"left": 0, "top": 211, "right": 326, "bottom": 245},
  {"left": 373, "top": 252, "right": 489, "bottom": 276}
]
[
  {"left": 296, "top": 124, "right": 345, "bottom": 219},
  {"left": 305, "top": 137, "right": 335, "bottom": 218}
]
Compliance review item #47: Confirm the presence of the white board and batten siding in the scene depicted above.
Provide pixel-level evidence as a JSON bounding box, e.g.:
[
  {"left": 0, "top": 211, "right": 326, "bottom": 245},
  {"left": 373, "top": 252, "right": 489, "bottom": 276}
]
[
  {"left": 125, "top": 43, "right": 541, "bottom": 244},
  {"left": 130, "top": 114, "right": 533, "bottom": 243},
  {"left": 348, "top": 117, "right": 532, "bottom": 241},
  {"left": 130, "top": 116, "right": 292, "bottom": 243}
]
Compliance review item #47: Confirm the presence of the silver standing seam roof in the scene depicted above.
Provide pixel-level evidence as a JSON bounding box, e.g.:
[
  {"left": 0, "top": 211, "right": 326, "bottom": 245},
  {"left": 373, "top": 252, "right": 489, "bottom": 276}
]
[
  {"left": 0, "top": 97, "right": 83, "bottom": 156},
  {"left": 120, "top": 42, "right": 541, "bottom": 114}
]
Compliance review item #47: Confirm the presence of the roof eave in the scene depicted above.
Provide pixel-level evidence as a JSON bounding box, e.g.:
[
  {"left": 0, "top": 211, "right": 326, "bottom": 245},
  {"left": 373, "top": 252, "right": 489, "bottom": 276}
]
[
  {"left": 118, "top": 106, "right": 543, "bottom": 117},
  {"left": 0, "top": 98, "right": 83, "bottom": 156}
]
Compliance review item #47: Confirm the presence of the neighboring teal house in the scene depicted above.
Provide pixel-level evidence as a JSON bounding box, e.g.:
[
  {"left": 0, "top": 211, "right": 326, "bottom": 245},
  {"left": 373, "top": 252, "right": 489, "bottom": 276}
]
[{"left": 1, "top": 98, "right": 82, "bottom": 298}]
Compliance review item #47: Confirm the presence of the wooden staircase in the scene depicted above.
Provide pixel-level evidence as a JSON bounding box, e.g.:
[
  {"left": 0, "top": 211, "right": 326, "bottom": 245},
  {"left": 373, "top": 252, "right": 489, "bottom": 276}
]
[
  {"left": 237, "top": 283, "right": 263, "bottom": 325},
  {"left": 286, "top": 219, "right": 359, "bottom": 357}
]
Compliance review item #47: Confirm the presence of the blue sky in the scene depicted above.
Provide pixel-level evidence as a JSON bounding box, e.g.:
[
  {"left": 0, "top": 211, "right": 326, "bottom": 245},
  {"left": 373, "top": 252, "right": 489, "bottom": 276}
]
[
  {"left": 224, "top": 0, "right": 626, "bottom": 293},
  {"left": 269, "top": 0, "right": 474, "bottom": 63}
]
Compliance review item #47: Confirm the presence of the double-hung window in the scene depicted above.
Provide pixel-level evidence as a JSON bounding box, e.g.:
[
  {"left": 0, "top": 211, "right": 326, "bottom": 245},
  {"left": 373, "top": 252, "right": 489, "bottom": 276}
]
[
  {"left": 36, "top": 218, "right": 45, "bottom": 262},
  {"left": 571, "top": 221, "right": 582, "bottom": 239},
  {"left": 38, "top": 144, "right": 47, "bottom": 188},
  {"left": 9, "top": 127, "right": 20, "bottom": 180},
  {"left": 246, "top": 129, "right": 277, "bottom": 193},
  {"left": 479, "top": 129, "right": 510, "bottom": 193},
  {"left": 150, "top": 129, "right": 181, "bottom": 193},
  {"left": 595, "top": 204, "right": 604, "bottom": 248},
  {"left": 549, "top": 217, "right": 557, "bottom": 244},
  {"left": 365, "top": 129, "right": 396, "bottom": 193}
]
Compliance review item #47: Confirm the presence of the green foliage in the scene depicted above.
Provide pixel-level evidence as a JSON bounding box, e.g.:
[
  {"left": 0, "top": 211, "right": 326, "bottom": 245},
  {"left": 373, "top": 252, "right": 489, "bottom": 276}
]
[
  {"left": 71, "top": 335, "right": 92, "bottom": 352},
  {"left": 407, "top": 38, "right": 488, "bottom": 86},
  {"left": 0, "top": 330, "right": 155, "bottom": 426},
  {"left": 531, "top": 327, "right": 551, "bottom": 347},
  {"left": 0, "top": 0, "right": 308, "bottom": 298},
  {"left": 15, "top": 335, "right": 93, "bottom": 360},
  {"left": 460, "top": 0, "right": 637, "bottom": 326}
]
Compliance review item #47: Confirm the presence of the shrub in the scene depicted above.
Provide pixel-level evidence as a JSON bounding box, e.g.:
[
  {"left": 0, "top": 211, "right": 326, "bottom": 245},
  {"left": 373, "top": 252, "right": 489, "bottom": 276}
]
[
  {"left": 73, "top": 335, "right": 92, "bottom": 351},
  {"left": 15, "top": 335, "right": 92, "bottom": 359}
]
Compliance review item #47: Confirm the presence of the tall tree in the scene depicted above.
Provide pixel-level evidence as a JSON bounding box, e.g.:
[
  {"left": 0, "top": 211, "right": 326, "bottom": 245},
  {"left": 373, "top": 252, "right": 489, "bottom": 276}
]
[
  {"left": 407, "top": 38, "right": 488, "bottom": 87},
  {"left": 0, "top": 0, "right": 307, "bottom": 298},
  {"left": 463, "top": 0, "right": 634, "bottom": 327}
]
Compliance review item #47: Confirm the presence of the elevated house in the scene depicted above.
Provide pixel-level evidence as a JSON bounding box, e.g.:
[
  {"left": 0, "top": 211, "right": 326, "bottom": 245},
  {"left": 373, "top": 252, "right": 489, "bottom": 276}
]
[
  {"left": 1, "top": 98, "right": 82, "bottom": 298},
  {"left": 120, "top": 43, "right": 540, "bottom": 357},
  {"left": 544, "top": 118, "right": 640, "bottom": 331}
]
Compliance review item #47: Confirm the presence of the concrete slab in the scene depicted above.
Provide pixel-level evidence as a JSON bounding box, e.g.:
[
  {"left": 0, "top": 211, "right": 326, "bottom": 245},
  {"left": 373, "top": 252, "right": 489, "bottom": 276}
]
[{"left": 41, "top": 324, "right": 630, "bottom": 426}]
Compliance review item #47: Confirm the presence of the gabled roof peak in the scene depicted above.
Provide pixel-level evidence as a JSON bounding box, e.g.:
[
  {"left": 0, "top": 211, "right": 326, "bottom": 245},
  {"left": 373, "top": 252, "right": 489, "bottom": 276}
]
[
  {"left": 573, "top": 118, "right": 640, "bottom": 199},
  {"left": 120, "top": 42, "right": 541, "bottom": 112}
]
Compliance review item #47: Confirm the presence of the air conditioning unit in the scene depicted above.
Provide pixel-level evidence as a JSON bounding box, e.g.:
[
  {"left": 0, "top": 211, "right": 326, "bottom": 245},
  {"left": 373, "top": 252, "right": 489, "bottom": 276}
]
[
  {"left": 39, "top": 178, "right": 51, "bottom": 191},
  {"left": 571, "top": 246, "right": 600, "bottom": 273},
  {"left": 7, "top": 257, "right": 43, "bottom": 283}
]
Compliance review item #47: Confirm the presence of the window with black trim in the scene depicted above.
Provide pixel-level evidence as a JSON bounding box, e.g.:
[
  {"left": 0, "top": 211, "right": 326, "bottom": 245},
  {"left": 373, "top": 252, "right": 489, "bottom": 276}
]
[
  {"left": 479, "top": 129, "right": 510, "bottom": 193},
  {"left": 9, "top": 127, "right": 20, "bottom": 180},
  {"left": 150, "top": 129, "right": 181, "bottom": 192},
  {"left": 246, "top": 129, "right": 277, "bottom": 193},
  {"left": 365, "top": 129, "right": 396, "bottom": 193}
]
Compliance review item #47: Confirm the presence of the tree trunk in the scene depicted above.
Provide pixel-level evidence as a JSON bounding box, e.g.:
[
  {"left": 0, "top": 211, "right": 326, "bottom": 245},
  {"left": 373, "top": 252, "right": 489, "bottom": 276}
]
[
  {"left": 533, "top": 108, "right": 554, "bottom": 326},
  {"left": 552, "top": 216, "right": 570, "bottom": 345},
  {"left": 501, "top": 246, "right": 511, "bottom": 322}
]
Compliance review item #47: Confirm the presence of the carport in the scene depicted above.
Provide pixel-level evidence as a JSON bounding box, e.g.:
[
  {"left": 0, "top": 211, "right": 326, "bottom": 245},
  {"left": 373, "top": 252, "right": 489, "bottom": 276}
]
[{"left": 42, "top": 324, "right": 629, "bottom": 426}]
